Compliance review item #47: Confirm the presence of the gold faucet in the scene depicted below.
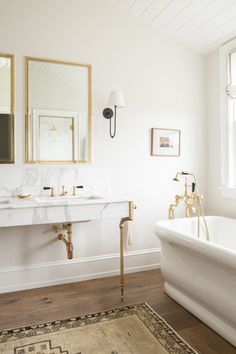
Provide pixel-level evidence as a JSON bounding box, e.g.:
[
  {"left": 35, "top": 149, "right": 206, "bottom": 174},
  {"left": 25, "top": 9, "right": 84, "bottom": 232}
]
[
  {"left": 43, "top": 186, "right": 55, "bottom": 197},
  {"left": 60, "top": 186, "right": 68, "bottom": 196},
  {"left": 169, "top": 172, "right": 201, "bottom": 219},
  {"left": 72, "top": 185, "right": 84, "bottom": 196},
  {"left": 169, "top": 171, "right": 209, "bottom": 241},
  {"left": 169, "top": 194, "right": 183, "bottom": 219}
]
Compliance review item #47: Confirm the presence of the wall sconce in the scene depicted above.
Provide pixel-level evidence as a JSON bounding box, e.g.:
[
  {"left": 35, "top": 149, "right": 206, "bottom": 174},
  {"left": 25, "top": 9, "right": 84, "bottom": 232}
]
[{"left": 103, "top": 90, "right": 125, "bottom": 138}]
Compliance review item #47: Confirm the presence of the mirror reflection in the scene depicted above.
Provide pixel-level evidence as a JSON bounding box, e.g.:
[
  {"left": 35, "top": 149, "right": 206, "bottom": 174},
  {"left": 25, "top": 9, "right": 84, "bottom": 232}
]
[
  {"left": 0, "top": 54, "right": 14, "bottom": 163},
  {"left": 26, "top": 57, "right": 91, "bottom": 163}
]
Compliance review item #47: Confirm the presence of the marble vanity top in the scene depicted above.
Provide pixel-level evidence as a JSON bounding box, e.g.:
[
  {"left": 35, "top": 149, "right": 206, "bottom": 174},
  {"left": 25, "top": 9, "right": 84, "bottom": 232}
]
[
  {"left": 0, "top": 195, "right": 131, "bottom": 228},
  {"left": 0, "top": 196, "right": 130, "bottom": 209}
]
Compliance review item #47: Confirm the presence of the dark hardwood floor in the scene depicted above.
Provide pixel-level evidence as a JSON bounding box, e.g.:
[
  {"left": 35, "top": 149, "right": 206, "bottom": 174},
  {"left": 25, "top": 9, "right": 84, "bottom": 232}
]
[{"left": 0, "top": 269, "right": 235, "bottom": 354}]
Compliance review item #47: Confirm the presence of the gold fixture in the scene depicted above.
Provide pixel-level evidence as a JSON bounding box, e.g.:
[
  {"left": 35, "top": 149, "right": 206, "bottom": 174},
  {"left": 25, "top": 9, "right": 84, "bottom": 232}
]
[
  {"left": 168, "top": 171, "right": 209, "bottom": 241},
  {"left": 51, "top": 187, "right": 55, "bottom": 197},
  {"left": 60, "top": 186, "right": 68, "bottom": 196},
  {"left": 52, "top": 223, "right": 73, "bottom": 259},
  {"left": 119, "top": 201, "right": 137, "bottom": 300},
  {"left": 172, "top": 172, "right": 181, "bottom": 182},
  {"left": 51, "top": 200, "right": 136, "bottom": 300},
  {"left": 43, "top": 186, "right": 55, "bottom": 197},
  {"left": 72, "top": 185, "right": 83, "bottom": 196}
]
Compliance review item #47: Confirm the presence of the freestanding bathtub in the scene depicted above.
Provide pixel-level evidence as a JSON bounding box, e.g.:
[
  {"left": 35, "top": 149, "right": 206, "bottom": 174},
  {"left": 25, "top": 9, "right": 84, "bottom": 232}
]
[{"left": 155, "top": 216, "right": 236, "bottom": 347}]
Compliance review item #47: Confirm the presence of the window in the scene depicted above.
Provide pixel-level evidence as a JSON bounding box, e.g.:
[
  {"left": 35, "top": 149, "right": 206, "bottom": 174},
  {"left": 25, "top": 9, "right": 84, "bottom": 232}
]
[
  {"left": 226, "top": 50, "right": 236, "bottom": 185},
  {"left": 220, "top": 39, "right": 236, "bottom": 194}
]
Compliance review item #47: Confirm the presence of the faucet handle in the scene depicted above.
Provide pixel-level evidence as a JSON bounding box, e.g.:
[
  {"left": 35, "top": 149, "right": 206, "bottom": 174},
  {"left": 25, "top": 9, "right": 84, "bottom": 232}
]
[
  {"left": 192, "top": 182, "right": 196, "bottom": 193},
  {"left": 43, "top": 186, "right": 55, "bottom": 197},
  {"left": 60, "top": 186, "right": 68, "bottom": 196},
  {"left": 72, "top": 185, "right": 84, "bottom": 196}
]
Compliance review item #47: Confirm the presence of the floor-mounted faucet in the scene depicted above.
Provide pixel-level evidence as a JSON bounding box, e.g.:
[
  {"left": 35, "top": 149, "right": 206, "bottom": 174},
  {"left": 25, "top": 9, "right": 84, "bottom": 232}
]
[
  {"left": 169, "top": 171, "right": 209, "bottom": 241},
  {"left": 169, "top": 171, "right": 198, "bottom": 219}
]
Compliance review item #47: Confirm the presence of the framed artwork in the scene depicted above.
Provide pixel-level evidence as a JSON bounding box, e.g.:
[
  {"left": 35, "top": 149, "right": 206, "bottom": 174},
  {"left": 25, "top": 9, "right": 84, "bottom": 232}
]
[{"left": 151, "top": 128, "right": 181, "bottom": 157}]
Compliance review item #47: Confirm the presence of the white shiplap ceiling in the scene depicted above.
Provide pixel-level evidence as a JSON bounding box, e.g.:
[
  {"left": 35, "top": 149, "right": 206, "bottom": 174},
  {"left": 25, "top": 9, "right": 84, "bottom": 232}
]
[
  {"left": 29, "top": 61, "right": 87, "bottom": 91},
  {"left": 110, "top": 0, "right": 236, "bottom": 54}
]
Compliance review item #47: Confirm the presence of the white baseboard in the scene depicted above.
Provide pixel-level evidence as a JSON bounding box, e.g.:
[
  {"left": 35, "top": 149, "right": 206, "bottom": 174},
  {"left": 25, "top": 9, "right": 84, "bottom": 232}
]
[{"left": 0, "top": 248, "right": 160, "bottom": 293}]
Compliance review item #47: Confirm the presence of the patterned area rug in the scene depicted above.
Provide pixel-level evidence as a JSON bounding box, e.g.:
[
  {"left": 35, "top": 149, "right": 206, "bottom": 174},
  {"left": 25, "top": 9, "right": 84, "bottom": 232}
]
[{"left": 0, "top": 303, "right": 198, "bottom": 354}]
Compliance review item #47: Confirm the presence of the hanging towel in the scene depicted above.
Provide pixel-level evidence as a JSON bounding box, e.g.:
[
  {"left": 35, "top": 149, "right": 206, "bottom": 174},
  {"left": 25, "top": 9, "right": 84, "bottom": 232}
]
[{"left": 124, "top": 221, "right": 133, "bottom": 250}]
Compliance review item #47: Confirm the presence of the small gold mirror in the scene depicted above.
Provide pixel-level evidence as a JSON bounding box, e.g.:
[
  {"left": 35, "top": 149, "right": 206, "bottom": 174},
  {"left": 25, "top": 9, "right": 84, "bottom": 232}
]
[
  {"left": 25, "top": 57, "right": 92, "bottom": 163},
  {"left": 0, "top": 53, "right": 14, "bottom": 163}
]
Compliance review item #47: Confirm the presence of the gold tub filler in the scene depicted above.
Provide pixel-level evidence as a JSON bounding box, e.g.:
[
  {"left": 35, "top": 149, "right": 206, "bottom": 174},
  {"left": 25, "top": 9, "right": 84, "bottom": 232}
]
[{"left": 169, "top": 171, "right": 209, "bottom": 241}]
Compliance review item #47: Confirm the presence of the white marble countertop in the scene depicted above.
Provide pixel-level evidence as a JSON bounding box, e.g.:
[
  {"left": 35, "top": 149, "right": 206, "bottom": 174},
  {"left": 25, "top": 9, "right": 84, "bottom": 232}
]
[
  {"left": 0, "top": 195, "right": 131, "bottom": 210},
  {"left": 0, "top": 196, "right": 132, "bottom": 228}
]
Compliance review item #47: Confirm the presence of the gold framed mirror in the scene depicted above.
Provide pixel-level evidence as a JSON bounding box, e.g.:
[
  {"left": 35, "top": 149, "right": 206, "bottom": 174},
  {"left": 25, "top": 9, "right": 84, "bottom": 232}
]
[
  {"left": 0, "top": 53, "right": 14, "bottom": 163},
  {"left": 25, "top": 57, "right": 92, "bottom": 163}
]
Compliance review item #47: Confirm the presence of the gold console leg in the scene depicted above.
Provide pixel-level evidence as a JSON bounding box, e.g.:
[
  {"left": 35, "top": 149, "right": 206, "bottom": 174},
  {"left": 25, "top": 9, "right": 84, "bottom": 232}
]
[{"left": 119, "top": 201, "right": 136, "bottom": 301}]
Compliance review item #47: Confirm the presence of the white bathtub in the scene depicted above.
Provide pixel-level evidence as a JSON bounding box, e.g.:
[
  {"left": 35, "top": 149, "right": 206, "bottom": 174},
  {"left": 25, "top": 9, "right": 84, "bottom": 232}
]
[{"left": 155, "top": 216, "right": 236, "bottom": 347}]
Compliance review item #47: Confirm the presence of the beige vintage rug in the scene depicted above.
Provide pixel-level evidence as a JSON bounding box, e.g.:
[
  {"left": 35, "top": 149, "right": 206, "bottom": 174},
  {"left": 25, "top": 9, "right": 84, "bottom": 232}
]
[{"left": 0, "top": 303, "right": 198, "bottom": 354}]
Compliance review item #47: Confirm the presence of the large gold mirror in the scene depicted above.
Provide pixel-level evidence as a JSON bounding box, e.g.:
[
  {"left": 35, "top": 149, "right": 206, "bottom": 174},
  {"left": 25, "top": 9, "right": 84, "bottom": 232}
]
[
  {"left": 0, "top": 53, "right": 14, "bottom": 163},
  {"left": 25, "top": 57, "right": 92, "bottom": 163}
]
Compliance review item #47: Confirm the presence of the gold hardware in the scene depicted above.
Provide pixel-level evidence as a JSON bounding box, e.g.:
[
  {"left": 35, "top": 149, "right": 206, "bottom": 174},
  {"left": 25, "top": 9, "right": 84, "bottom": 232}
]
[
  {"left": 173, "top": 172, "right": 181, "bottom": 182},
  {"left": 72, "top": 186, "right": 84, "bottom": 196},
  {"left": 72, "top": 186, "right": 78, "bottom": 196},
  {"left": 52, "top": 223, "right": 73, "bottom": 259},
  {"left": 169, "top": 172, "right": 209, "bottom": 241},
  {"left": 168, "top": 195, "right": 183, "bottom": 219},
  {"left": 51, "top": 225, "right": 60, "bottom": 233},
  {"left": 43, "top": 186, "right": 55, "bottom": 197},
  {"left": 60, "top": 186, "right": 68, "bottom": 197},
  {"left": 50, "top": 187, "right": 55, "bottom": 197},
  {"left": 51, "top": 201, "right": 136, "bottom": 300},
  {"left": 119, "top": 201, "right": 137, "bottom": 301}
]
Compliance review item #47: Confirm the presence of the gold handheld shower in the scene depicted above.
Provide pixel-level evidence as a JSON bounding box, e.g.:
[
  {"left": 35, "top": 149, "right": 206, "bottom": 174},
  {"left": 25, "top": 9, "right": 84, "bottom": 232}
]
[
  {"left": 173, "top": 172, "right": 181, "bottom": 181},
  {"left": 169, "top": 171, "right": 209, "bottom": 241},
  {"left": 173, "top": 171, "right": 192, "bottom": 182}
]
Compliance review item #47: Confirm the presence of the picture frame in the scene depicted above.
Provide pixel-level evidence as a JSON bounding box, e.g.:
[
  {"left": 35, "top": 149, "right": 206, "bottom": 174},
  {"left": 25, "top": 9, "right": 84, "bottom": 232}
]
[{"left": 151, "top": 128, "right": 181, "bottom": 157}]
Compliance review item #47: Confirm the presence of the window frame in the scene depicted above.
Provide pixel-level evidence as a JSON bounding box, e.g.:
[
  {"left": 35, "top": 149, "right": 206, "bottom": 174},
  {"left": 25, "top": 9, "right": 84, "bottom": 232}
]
[{"left": 219, "top": 38, "right": 236, "bottom": 197}]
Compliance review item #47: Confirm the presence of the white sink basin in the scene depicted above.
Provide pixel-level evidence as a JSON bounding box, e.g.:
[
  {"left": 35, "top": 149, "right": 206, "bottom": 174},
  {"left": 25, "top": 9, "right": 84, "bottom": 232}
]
[{"left": 34, "top": 195, "right": 104, "bottom": 204}]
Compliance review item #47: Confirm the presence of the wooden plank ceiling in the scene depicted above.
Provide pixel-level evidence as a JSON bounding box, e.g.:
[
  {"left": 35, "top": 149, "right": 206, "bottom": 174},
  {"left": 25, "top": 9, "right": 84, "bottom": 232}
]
[{"left": 110, "top": 0, "right": 236, "bottom": 54}]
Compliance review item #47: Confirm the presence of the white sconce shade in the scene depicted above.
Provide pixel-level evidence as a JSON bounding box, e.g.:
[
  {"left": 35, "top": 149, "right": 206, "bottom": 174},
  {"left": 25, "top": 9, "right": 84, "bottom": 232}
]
[
  {"left": 107, "top": 90, "right": 125, "bottom": 108},
  {"left": 103, "top": 90, "right": 125, "bottom": 138}
]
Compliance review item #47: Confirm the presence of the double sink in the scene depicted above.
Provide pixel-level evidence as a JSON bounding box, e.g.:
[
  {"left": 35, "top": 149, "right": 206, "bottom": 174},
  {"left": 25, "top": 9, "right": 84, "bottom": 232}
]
[
  {"left": 34, "top": 195, "right": 104, "bottom": 205},
  {"left": 0, "top": 194, "right": 105, "bottom": 209}
]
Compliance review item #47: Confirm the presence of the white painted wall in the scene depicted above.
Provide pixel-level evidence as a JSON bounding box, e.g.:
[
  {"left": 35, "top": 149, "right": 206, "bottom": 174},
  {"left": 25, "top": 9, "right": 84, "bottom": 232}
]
[
  {"left": 0, "top": 0, "right": 207, "bottom": 292},
  {"left": 206, "top": 50, "right": 236, "bottom": 217}
]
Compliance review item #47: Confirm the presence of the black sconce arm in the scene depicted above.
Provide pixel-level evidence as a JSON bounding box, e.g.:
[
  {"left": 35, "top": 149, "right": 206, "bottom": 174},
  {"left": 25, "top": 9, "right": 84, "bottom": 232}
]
[{"left": 103, "top": 106, "right": 117, "bottom": 138}]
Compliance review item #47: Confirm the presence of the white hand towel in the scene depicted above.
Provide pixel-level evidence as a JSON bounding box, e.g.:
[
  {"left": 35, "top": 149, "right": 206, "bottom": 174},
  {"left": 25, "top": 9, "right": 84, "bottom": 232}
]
[{"left": 124, "top": 221, "right": 133, "bottom": 250}]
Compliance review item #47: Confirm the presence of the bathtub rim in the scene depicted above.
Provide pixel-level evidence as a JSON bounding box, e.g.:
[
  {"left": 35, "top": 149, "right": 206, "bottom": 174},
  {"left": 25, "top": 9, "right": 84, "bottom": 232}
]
[{"left": 155, "top": 216, "right": 236, "bottom": 270}]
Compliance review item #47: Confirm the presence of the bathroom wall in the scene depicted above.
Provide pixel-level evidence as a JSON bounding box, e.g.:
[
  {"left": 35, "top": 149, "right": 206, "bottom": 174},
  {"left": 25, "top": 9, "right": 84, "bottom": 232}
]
[
  {"left": 0, "top": 0, "right": 207, "bottom": 292},
  {"left": 206, "top": 50, "right": 236, "bottom": 217}
]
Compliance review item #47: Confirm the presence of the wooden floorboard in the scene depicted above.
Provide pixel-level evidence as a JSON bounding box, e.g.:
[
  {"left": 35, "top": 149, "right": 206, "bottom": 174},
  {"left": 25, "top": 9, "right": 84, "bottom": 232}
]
[{"left": 0, "top": 269, "right": 235, "bottom": 354}]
